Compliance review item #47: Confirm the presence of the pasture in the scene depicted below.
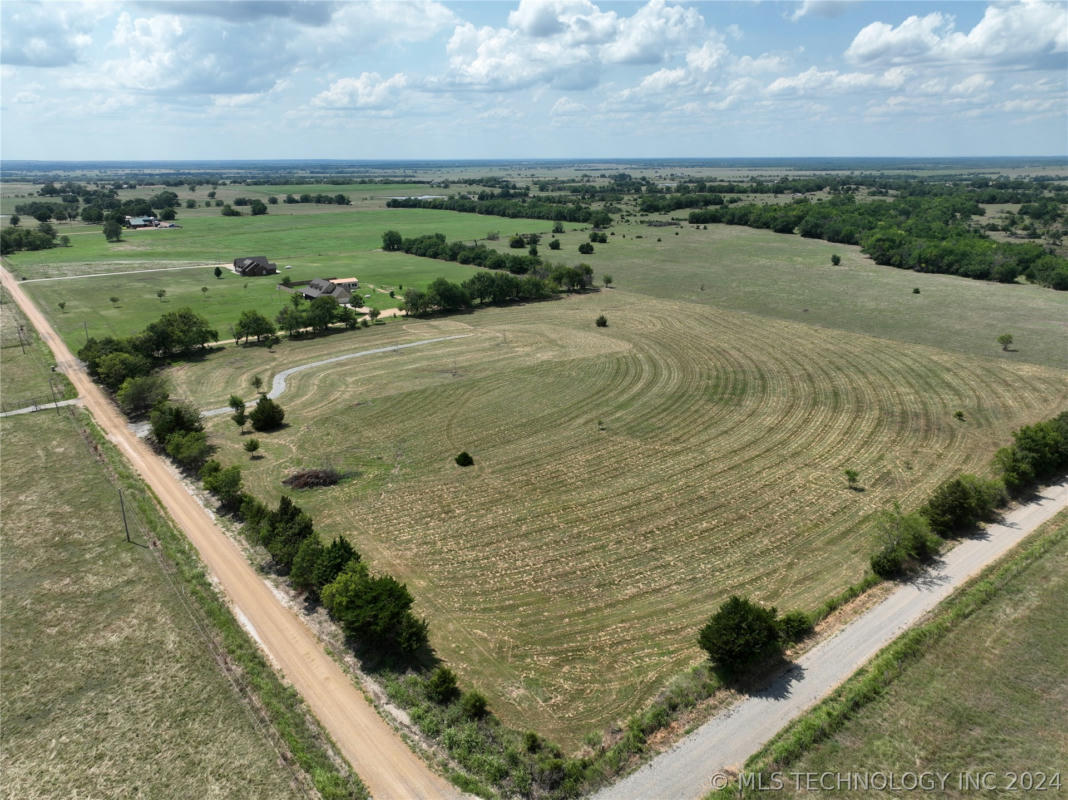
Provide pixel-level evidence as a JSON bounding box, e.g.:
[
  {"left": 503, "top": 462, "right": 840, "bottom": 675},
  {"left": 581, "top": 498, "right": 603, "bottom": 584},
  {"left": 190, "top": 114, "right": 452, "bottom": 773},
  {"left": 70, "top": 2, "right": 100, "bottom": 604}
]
[
  {"left": 6, "top": 180, "right": 1066, "bottom": 750},
  {"left": 177, "top": 291, "right": 1067, "bottom": 747},
  {"left": 769, "top": 511, "right": 1068, "bottom": 799},
  {"left": 0, "top": 290, "right": 75, "bottom": 410},
  {"left": 0, "top": 411, "right": 304, "bottom": 799}
]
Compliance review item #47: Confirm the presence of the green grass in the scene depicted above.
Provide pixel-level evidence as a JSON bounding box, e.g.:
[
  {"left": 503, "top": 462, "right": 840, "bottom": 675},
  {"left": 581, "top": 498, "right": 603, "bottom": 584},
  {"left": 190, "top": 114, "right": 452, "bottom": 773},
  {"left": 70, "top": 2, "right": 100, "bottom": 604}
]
[
  {"left": 0, "top": 290, "right": 75, "bottom": 410},
  {"left": 0, "top": 409, "right": 310, "bottom": 799},
  {"left": 175, "top": 293, "right": 1066, "bottom": 748},
  {"left": 736, "top": 510, "right": 1068, "bottom": 799}
]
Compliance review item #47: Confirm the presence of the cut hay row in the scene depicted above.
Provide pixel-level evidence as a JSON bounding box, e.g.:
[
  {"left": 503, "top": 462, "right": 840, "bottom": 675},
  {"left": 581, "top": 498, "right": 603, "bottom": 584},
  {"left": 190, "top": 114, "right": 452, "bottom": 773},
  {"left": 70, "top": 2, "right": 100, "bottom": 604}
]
[{"left": 188, "top": 292, "right": 1067, "bottom": 747}]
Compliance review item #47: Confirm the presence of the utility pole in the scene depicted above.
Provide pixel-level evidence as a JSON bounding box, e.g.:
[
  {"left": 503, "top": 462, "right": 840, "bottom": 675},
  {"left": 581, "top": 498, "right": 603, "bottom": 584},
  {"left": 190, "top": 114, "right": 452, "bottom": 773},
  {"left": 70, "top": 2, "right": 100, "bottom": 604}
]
[
  {"left": 48, "top": 380, "right": 60, "bottom": 414},
  {"left": 118, "top": 489, "right": 131, "bottom": 543},
  {"left": 16, "top": 325, "right": 27, "bottom": 355},
  {"left": 83, "top": 320, "right": 89, "bottom": 344}
]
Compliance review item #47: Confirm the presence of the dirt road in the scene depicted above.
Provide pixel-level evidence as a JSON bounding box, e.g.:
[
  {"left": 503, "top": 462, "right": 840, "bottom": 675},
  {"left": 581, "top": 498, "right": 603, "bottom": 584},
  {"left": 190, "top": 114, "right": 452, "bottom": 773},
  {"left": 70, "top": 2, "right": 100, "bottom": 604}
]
[
  {"left": 1, "top": 267, "right": 462, "bottom": 800},
  {"left": 595, "top": 479, "right": 1068, "bottom": 800}
]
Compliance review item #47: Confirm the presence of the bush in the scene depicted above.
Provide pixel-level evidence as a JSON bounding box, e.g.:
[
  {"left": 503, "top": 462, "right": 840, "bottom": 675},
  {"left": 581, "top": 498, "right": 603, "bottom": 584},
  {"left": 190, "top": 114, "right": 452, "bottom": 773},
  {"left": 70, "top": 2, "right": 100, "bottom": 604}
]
[
  {"left": 578, "top": 242, "right": 594, "bottom": 254},
  {"left": 165, "top": 430, "right": 211, "bottom": 472},
  {"left": 249, "top": 396, "right": 285, "bottom": 431},
  {"left": 548, "top": 238, "right": 561, "bottom": 250},
  {"left": 460, "top": 690, "right": 488, "bottom": 719},
  {"left": 595, "top": 314, "right": 608, "bottom": 328},
  {"left": 831, "top": 254, "right": 841, "bottom": 265},
  {"left": 202, "top": 463, "right": 244, "bottom": 509},
  {"left": 426, "top": 666, "right": 460, "bottom": 704},
  {"left": 920, "top": 474, "right": 1005, "bottom": 537},
  {"left": 150, "top": 400, "right": 203, "bottom": 444},
  {"left": 777, "top": 610, "right": 814, "bottom": 644},
  {"left": 870, "top": 505, "right": 941, "bottom": 578},
  {"left": 116, "top": 374, "right": 169, "bottom": 416},
  {"left": 698, "top": 596, "right": 782, "bottom": 674},
  {"left": 455, "top": 451, "right": 474, "bottom": 467},
  {"left": 321, "top": 561, "right": 428, "bottom": 654}
]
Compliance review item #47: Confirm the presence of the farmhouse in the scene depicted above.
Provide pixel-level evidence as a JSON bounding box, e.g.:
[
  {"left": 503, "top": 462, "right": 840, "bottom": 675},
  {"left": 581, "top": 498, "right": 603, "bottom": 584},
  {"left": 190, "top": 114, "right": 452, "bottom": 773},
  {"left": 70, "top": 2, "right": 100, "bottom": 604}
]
[
  {"left": 233, "top": 256, "right": 278, "bottom": 276},
  {"left": 125, "top": 216, "right": 157, "bottom": 228},
  {"left": 300, "top": 277, "right": 355, "bottom": 305}
]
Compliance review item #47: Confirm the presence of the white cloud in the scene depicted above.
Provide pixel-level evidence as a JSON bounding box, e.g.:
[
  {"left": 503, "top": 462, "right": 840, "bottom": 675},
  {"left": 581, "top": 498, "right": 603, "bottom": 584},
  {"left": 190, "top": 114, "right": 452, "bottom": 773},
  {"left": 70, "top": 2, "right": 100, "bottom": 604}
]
[
  {"left": 766, "top": 65, "right": 910, "bottom": 95},
  {"left": 508, "top": 0, "right": 616, "bottom": 42},
  {"left": 600, "top": 0, "right": 704, "bottom": 65},
  {"left": 551, "top": 97, "right": 589, "bottom": 115},
  {"left": 1, "top": 1, "right": 98, "bottom": 67},
  {"left": 790, "top": 0, "right": 859, "bottom": 23},
  {"left": 846, "top": 2, "right": 1068, "bottom": 69},
  {"left": 686, "top": 39, "right": 729, "bottom": 72},
  {"left": 312, "top": 73, "right": 409, "bottom": 109},
  {"left": 951, "top": 73, "right": 993, "bottom": 96}
]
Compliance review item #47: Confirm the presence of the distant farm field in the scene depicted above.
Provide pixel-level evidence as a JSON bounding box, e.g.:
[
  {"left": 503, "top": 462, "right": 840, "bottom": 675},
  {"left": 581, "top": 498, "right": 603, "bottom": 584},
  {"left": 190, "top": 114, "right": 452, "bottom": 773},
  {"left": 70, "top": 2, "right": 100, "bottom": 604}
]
[
  {"left": 174, "top": 292, "right": 1067, "bottom": 747},
  {"left": 0, "top": 411, "right": 302, "bottom": 799}
]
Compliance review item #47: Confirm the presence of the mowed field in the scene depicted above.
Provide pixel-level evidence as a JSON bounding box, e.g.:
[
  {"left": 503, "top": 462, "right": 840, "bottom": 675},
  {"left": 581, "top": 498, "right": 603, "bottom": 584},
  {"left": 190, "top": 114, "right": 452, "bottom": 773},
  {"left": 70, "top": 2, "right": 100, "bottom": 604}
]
[
  {"left": 0, "top": 418, "right": 302, "bottom": 794},
  {"left": 8, "top": 194, "right": 1067, "bottom": 749},
  {"left": 174, "top": 289, "right": 1067, "bottom": 747},
  {"left": 773, "top": 512, "right": 1068, "bottom": 799}
]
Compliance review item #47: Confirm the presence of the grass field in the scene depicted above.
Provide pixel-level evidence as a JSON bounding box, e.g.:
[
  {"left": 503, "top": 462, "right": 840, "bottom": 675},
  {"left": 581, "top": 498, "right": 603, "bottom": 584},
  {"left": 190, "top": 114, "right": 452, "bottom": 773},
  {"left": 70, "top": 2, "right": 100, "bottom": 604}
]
[
  {"left": 0, "top": 408, "right": 306, "bottom": 799},
  {"left": 766, "top": 511, "right": 1068, "bottom": 798},
  {"left": 0, "top": 290, "right": 75, "bottom": 411},
  {"left": 173, "top": 291, "right": 1067, "bottom": 748}
]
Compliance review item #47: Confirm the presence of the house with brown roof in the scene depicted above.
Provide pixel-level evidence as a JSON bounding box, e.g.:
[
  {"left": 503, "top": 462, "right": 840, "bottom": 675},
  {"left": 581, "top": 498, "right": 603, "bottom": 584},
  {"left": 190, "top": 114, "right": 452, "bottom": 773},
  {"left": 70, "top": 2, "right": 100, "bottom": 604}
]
[{"left": 300, "top": 278, "right": 354, "bottom": 305}]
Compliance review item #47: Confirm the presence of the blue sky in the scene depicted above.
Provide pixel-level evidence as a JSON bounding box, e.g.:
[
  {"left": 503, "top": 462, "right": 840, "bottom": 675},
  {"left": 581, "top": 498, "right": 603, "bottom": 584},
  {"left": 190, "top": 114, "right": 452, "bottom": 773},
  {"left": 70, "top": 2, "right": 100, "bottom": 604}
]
[{"left": 1, "top": 0, "right": 1065, "bottom": 160}]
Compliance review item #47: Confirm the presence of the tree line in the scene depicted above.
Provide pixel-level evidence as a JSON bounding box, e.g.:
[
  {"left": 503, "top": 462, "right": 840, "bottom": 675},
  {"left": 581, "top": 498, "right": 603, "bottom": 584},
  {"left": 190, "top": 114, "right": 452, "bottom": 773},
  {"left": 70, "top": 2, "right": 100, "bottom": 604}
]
[
  {"left": 687, "top": 194, "right": 1068, "bottom": 289},
  {"left": 386, "top": 196, "right": 612, "bottom": 227}
]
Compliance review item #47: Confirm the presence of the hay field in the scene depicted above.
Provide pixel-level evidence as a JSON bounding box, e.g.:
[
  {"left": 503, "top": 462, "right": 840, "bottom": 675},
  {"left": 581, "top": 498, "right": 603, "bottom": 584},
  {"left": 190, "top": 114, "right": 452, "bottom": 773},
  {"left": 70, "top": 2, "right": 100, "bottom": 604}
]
[
  {"left": 182, "top": 292, "right": 1067, "bottom": 747},
  {"left": 0, "top": 410, "right": 304, "bottom": 799}
]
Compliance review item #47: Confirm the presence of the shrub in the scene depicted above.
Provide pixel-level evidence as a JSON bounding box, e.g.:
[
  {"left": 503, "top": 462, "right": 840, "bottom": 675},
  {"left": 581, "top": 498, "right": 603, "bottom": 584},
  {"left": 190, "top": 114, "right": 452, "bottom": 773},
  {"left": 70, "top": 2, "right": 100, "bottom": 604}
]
[
  {"left": 778, "top": 610, "right": 814, "bottom": 644},
  {"left": 548, "top": 239, "right": 561, "bottom": 250},
  {"left": 920, "top": 474, "right": 1005, "bottom": 537},
  {"left": 249, "top": 396, "right": 285, "bottom": 431},
  {"left": 698, "top": 596, "right": 782, "bottom": 674},
  {"left": 455, "top": 451, "right": 474, "bottom": 467},
  {"left": 460, "top": 690, "right": 488, "bottom": 719},
  {"left": 202, "top": 463, "right": 243, "bottom": 509},
  {"left": 870, "top": 505, "right": 941, "bottom": 578},
  {"left": 578, "top": 242, "right": 594, "bottom": 254},
  {"left": 243, "top": 438, "right": 261, "bottom": 455},
  {"left": 595, "top": 314, "right": 608, "bottom": 328},
  {"left": 116, "top": 374, "right": 170, "bottom": 416},
  {"left": 426, "top": 666, "right": 460, "bottom": 704},
  {"left": 831, "top": 254, "right": 841, "bottom": 265}
]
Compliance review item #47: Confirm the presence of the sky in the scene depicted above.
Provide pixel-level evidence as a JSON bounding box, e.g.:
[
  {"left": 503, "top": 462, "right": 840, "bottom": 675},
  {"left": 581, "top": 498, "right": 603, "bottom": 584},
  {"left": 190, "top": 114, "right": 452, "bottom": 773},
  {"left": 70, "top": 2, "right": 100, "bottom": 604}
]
[{"left": 1, "top": 0, "right": 1065, "bottom": 160}]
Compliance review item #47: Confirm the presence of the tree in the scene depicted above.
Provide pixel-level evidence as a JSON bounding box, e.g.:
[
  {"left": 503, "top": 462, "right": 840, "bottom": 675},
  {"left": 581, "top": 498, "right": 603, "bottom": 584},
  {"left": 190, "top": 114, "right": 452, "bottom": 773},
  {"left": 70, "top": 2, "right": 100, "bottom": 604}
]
[
  {"left": 116, "top": 374, "right": 170, "bottom": 416},
  {"left": 306, "top": 295, "right": 339, "bottom": 334},
  {"left": 997, "top": 333, "right": 1013, "bottom": 351},
  {"left": 229, "top": 394, "right": 247, "bottom": 429},
  {"left": 548, "top": 238, "right": 561, "bottom": 250},
  {"left": 870, "top": 505, "right": 940, "bottom": 578},
  {"left": 382, "top": 230, "right": 403, "bottom": 251},
  {"left": 455, "top": 451, "right": 474, "bottom": 467},
  {"left": 290, "top": 536, "right": 326, "bottom": 595},
  {"left": 235, "top": 309, "right": 276, "bottom": 343},
  {"left": 96, "top": 351, "right": 151, "bottom": 391},
  {"left": 160, "top": 207, "right": 177, "bottom": 221},
  {"left": 460, "top": 691, "right": 488, "bottom": 719},
  {"left": 595, "top": 314, "right": 608, "bottom": 327},
  {"left": 425, "top": 666, "right": 460, "bottom": 704},
  {"left": 552, "top": 221, "right": 564, "bottom": 234},
  {"left": 201, "top": 286, "right": 209, "bottom": 299},
  {"left": 9, "top": 214, "right": 19, "bottom": 227},
  {"left": 920, "top": 474, "right": 1005, "bottom": 537},
  {"left": 844, "top": 468, "right": 860, "bottom": 489},
  {"left": 831, "top": 254, "right": 841, "bottom": 265},
  {"left": 58, "top": 301, "right": 66, "bottom": 311},
  {"left": 201, "top": 462, "right": 243, "bottom": 509},
  {"left": 214, "top": 266, "right": 223, "bottom": 279},
  {"left": 509, "top": 235, "right": 526, "bottom": 249},
  {"left": 59, "top": 235, "right": 70, "bottom": 247},
  {"left": 603, "top": 274, "right": 613, "bottom": 288},
  {"left": 249, "top": 396, "right": 285, "bottom": 431},
  {"left": 251, "top": 375, "right": 264, "bottom": 394},
  {"left": 321, "top": 560, "right": 428, "bottom": 654},
  {"left": 150, "top": 400, "right": 203, "bottom": 444},
  {"left": 314, "top": 537, "right": 359, "bottom": 592},
  {"left": 368, "top": 307, "right": 381, "bottom": 323},
  {"left": 165, "top": 429, "right": 211, "bottom": 472},
  {"left": 156, "top": 289, "right": 166, "bottom": 302},
  {"left": 103, "top": 220, "right": 122, "bottom": 242},
  {"left": 221, "top": 204, "right": 242, "bottom": 216},
  {"left": 109, "top": 296, "right": 120, "bottom": 305},
  {"left": 698, "top": 596, "right": 782, "bottom": 674},
  {"left": 244, "top": 438, "right": 261, "bottom": 456},
  {"left": 578, "top": 242, "right": 594, "bottom": 254},
  {"left": 250, "top": 200, "right": 268, "bottom": 216}
]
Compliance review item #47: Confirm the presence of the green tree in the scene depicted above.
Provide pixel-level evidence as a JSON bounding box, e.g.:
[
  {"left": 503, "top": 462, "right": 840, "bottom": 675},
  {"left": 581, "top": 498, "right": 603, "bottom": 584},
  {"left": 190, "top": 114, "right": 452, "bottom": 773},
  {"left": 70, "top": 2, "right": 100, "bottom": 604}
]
[
  {"left": 698, "top": 596, "right": 782, "bottom": 674},
  {"left": 249, "top": 396, "right": 285, "bottom": 431},
  {"left": 156, "top": 289, "right": 166, "bottom": 302},
  {"left": 229, "top": 394, "right": 246, "bottom": 429},
  {"left": 103, "top": 220, "right": 122, "bottom": 242},
  {"left": 321, "top": 561, "right": 428, "bottom": 654},
  {"left": 314, "top": 537, "right": 359, "bottom": 592},
  {"left": 382, "top": 230, "right": 403, "bottom": 251},
  {"left": 870, "top": 505, "right": 940, "bottom": 578},
  {"left": 368, "top": 307, "right": 381, "bottom": 323},
  {"left": 997, "top": 333, "right": 1013, "bottom": 351},
  {"left": 244, "top": 438, "right": 261, "bottom": 456},
  {"left": 150, "top": 400, "right": 203, "bottom": 444},
  {"left": 548, "top": 238, "right": 561, "bottom": 250},
  {"left": 603, "top": 274, "right": 612, "bottom": 288},
  {"left": 595, "top": 314, "right": 608, "bottom": 328},
  {"left": 165, "top": 429, "right": 211, "bottom": 472},
  {"left": 201, "top": 462, "right": 243, "bottom": 509},
  {"left": 552, "top": 221, "right": 564, "bottom": 234},
  {"left": 57, "top": 301, "right": 67, "bottom": 311},
  {"left": 844, "top": 468, "right": 860, "bottom": 488},
  {"left": 214, "top": 266, "right": 223, "bottom": 278},
  {"left": 251, "top": 375, "right": 264, "bottom": 394},
  {"left": 250, "top": 200, "right": 268, "bottom": 216},
  {"left": 578, "top": 242, "right": 594, "bottom": 254},
  {"left": 116, "top": 374, "right": 170, "bottom": 416},
  {"left": 831, "top": 254, "right": 841, "bottom": 266},
  {"left": 235, "top": 309, "right": 277, "bottom": 343},
  {"left": 290, "top": 536, "right": 326, "bottom": 596},
  {"left": 9, "top": 214, "right": 19, "bottom": 226}
]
